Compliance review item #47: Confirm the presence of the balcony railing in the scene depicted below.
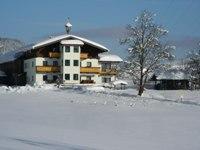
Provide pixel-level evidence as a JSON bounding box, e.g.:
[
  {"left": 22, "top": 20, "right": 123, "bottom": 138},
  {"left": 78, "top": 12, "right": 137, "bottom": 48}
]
[
  {"left": 36, "top": 66, "right": 60, "bottom": 73},
  {"left": 49, "top": 52, "right": 60, "bottom": 58},
  {"left": 80, "top": 67, "right": 100, "bottom": 74},
  {"left": 80, "top": 53, "right": 89, "bottom": 59},
  {"left": 81, "top": 80, "right": 95, "bottom": 84},
  {"left": 100, "top": 68, "right": 118, "bottom": 75}
]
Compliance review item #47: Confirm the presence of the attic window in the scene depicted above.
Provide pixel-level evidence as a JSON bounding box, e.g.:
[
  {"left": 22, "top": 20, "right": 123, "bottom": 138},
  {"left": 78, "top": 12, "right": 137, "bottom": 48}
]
[
  {"left": 65, "top": 46, "right": 70, "bottom": 52},
  {"left": 74, "top": 46, "right": 79, "bottom": 53}
]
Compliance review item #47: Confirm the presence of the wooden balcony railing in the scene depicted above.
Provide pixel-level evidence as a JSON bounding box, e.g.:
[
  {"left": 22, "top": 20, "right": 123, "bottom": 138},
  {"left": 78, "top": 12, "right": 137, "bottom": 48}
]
[
  {"left": 36, "top": 66, "right": 60, "bottom": 73},
  {"left": 80, "top": 53, "right": 89, "bottom": 59},
  {"left": 81, "top": 80, "right": 95, "bottom": 84},
  {"left": 49, "top": 52, "right": 60, "bottom": 58},
  {"left": 80, "top": 67, "right": 100, "bottom": 74},
  {"left": 100, "top": 68, "right": 118, "bottom": 75}
]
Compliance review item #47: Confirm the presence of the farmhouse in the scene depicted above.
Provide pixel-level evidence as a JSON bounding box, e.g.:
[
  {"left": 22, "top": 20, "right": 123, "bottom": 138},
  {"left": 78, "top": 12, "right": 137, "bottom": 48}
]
[{"left": 0, "top": 21, "right": 122, "bottom": 85}]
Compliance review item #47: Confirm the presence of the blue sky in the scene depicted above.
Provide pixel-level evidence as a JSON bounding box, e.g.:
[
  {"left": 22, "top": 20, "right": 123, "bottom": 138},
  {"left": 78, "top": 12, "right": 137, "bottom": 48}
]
[{"left": 0, "top": 0, "right": 200, "bottom": 58}]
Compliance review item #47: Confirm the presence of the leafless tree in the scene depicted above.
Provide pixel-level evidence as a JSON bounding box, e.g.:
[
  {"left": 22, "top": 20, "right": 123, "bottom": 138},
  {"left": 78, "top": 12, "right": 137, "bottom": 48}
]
[{"left": 120, "top": 10, "right": 175, "bottom": 96}]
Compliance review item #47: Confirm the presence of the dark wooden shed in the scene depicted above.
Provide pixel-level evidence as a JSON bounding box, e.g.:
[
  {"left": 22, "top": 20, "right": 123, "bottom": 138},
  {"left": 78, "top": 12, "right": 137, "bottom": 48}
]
[{"left": 153, "top": 68, "right": 189, "bottom": 90}]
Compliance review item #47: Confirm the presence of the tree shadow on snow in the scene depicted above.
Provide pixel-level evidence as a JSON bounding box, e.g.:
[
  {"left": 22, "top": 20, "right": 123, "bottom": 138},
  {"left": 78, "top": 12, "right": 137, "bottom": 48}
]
[{"left": 8, "top": 137, "right": 98, "bottom": 150}]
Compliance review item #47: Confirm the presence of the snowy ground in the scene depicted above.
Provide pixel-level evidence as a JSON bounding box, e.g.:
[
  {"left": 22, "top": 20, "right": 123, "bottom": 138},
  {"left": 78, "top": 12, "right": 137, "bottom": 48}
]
[{"left": 0, "top": 85, "right": 200, "bottom": 150}]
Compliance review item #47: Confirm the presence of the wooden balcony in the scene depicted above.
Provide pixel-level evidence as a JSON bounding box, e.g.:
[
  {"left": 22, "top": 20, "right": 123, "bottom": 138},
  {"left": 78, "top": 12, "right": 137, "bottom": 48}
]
[
  {"left": 49, "top": 52, "right": 60, "bottom": 58},
  {"left": 36, "top": 66, "right": 60, "bottom": 73},
  {"left": 80, "top": 53, "right": 89, "bottom": 59},
  {"left": 80, "top": 67, "right": 100, "bottom": 74},
  {"left": 100, "top": 68, "right": 118, "bottom": 75},
  {"left": 81, "top": 80, "right": 95, "bottom": 84}
]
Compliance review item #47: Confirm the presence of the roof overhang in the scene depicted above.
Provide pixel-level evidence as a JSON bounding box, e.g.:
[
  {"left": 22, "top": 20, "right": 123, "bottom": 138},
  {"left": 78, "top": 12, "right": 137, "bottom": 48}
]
[{"left": 32, "top": 34, "right": 109, "bottom": 52}]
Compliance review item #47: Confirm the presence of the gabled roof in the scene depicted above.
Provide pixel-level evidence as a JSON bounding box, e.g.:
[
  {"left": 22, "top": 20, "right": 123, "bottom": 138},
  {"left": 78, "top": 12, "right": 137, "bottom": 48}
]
[
  {"left": 0, "top": 34, "right": 110, "bottom": 64},
  {"left": 32, "top": 34, "right": 109, "bottom": 51}
]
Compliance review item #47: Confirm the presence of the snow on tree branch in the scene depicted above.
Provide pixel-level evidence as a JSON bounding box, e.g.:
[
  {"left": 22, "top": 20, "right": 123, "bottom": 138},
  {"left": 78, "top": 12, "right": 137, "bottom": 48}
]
[{"left": 120, "top": 10, "right": 175, "bottom": 96}]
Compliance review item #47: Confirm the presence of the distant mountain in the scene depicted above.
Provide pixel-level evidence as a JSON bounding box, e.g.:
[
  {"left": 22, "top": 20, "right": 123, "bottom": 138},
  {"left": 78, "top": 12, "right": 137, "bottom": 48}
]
[{"left": 0, "top": 37, "right": 25, "bottom": 54}]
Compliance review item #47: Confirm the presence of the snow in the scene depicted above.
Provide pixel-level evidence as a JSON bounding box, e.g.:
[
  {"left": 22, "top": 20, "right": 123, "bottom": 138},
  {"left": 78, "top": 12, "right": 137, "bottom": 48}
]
[
  {"left": 157, "top": 69, "right": 189, "bottom": 80},
  {"left": 113, "top": 80, "right": 128, "bottom": 85},
  {"left": 157, "top": 71, "right": 187, "bottom": 80},
  {"left": 60, "top": 39, "right": 84, "bottom": 45},
  {"left": 0, "top": 85, "right": 200, "bottom": 150},
  {"left": 99, "top": 53, "right": 123, "bottom": 62},
  {"left": 33, "top": 34, "right": 109, "bottom": 51},
  {"left": 86, "top": 85, "right": 105, "bottom": 92}
]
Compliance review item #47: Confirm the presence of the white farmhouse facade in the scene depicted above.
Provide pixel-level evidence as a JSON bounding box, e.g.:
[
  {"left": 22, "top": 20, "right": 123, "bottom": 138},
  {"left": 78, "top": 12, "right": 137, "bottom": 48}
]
[{"left": 23, "top": 34, "right": 122, "bottom": 85}]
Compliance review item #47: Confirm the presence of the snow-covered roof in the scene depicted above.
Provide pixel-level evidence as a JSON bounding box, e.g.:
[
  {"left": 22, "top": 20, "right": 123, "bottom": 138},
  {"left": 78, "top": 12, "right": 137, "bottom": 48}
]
[
  {"left": 0, "top": 70, "right": 6, "bottom": 77},
  {"left": 113, "top": 80, "right": 128, "bottom": 85},
  {"left": 32, "top": 34, "right": 109, "bottom": 51},
  {"left": 157, "top": 69, "right": 189, "bottom": 80},
  {"left": 0, "top": 34, "right": 109, "bottom": 64},
  {"left": 99, "top": 53, "right": 123, "bottom": 62},
  {"left": 60, "top": 39, "right": 84, "bottom": 45}
]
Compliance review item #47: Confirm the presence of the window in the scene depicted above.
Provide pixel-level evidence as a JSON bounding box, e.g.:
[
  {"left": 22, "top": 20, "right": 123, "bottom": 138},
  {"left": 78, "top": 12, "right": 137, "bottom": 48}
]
[
  {"left": 65, "top": 46, "right": 70, "bottom": 52},
  {"left": 87, "top": 62, "right": 92, "bottom": 67},
  {"left": 65, "top": 60, "right": 70, "bottom": 66},
  {"left": 53, "top": 75, "right": 58, "bottom": 81},
  {"left": 65, "top": 74, "right": 70, "bottom": 80},
  {"left": 32, "top": 61, "right": 34, "bottom": 67},
  {"left": 43, "top": 75, "right": 48, "bottom": 81},
  {"left": 74, "top": 46, "right": 79, "bottom": 53},
  {"left": 43, "top": 61, "right": 48, "bottom": 66},
  {"left": 73, "top": 60, "right": 79, "bottom": 66},
  {"left": 73, "top": 74, "right": 79, "bottom": 80},
  {"left": 53, "top": 61, "right": 58, "bottom": 66}
]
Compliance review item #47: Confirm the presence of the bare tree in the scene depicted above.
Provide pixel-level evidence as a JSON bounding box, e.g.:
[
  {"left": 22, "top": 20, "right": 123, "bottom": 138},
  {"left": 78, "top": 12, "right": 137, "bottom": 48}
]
[
  {"left": 120, "top": 10, "right": 175, "bottom": 96},
  {"left": 186, "top": 45, "right": 200, "bottom": 89}
]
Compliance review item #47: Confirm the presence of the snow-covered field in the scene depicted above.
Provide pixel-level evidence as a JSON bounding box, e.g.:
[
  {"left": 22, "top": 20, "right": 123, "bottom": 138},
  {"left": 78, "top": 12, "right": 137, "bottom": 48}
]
[{"left": 0, "top": 85, "right": 200, "bottom": 150}]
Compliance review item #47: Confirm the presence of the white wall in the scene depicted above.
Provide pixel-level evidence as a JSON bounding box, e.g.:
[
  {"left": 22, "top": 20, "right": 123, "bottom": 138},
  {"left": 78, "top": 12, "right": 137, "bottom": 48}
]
[
  {"left": 35, "top": 57, "right": 60, "bottom": 85},
  {"left": 80, "top": 58, "right": 102, "bottom": 84},
  {"left": 61, "top": 45, "right": 80, "bottom": 84},
  {"left": 81, "top": 58, "right": 101, "bottom": 68},
  {"left": 24, "top": 58, "right": 36, "bottom": 85},
  {"left": 24, "top": 57, "right": 60, "bottom": 85},
  {"left": 24, "top": 45, "right": 119, "bottom": 86},
  {"left": 34, "top": 57, "right": 60, "bottom": 66}
]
